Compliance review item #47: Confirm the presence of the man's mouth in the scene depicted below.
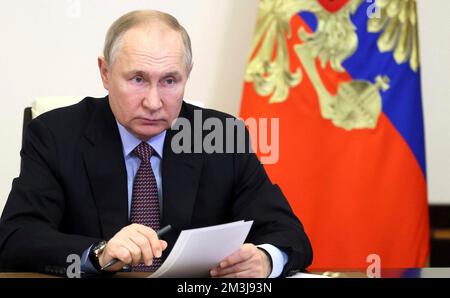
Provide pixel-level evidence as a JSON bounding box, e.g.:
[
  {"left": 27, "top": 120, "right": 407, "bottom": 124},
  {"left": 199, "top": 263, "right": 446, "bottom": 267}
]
[{"left": 137, "top": 118, "right": 164, "bottom": 124}]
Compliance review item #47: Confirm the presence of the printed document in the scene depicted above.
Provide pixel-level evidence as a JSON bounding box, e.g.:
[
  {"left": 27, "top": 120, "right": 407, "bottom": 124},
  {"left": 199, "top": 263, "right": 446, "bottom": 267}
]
[{"left": 148, "top": 220, "right": 253, "bottom": 278}]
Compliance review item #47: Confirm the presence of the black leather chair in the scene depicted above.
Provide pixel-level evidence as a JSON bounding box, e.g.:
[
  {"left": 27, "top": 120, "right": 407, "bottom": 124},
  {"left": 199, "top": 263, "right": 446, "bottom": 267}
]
[{"left": 22, "top": 107, "right": 32, "bottom": 149}]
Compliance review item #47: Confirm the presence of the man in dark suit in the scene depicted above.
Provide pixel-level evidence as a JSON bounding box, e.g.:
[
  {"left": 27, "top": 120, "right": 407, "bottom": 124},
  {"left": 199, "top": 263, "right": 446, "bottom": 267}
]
[{"left": 0, "top": 10, "right": 312, "bottom": 277}]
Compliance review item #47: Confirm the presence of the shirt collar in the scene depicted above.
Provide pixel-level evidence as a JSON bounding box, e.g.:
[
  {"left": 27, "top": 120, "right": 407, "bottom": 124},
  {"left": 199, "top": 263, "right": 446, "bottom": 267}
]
[{"left": 116, "top": 120, "right": 166, "bottom": 159}]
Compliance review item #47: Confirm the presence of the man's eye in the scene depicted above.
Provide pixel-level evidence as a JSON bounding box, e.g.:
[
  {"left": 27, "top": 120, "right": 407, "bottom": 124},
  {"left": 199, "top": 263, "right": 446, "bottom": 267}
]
[
  {"left": 131, "top": 76, "right": 144, "bottom": 84},
  {"left": 165, "top": 78, "right": 175, "bottom": 85}
]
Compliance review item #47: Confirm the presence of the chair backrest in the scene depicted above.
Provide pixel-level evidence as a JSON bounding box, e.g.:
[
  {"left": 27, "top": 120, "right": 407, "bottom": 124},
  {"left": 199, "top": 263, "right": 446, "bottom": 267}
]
[
  {"left": 22, "top": 96, "right": 83, "bottom": 149},
  {"left": 31, "top": 96, "right": 83, "bottom": 118},
  {"left": 22, "top": 107, "right": 32, "bottom": 149}
]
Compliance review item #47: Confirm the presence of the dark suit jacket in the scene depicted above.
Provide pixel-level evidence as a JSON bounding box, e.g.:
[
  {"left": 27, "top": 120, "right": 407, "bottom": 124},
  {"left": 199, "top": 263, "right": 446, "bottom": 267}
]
[{"left": 0, "top": 97, "right": 312, "bottom": 276}]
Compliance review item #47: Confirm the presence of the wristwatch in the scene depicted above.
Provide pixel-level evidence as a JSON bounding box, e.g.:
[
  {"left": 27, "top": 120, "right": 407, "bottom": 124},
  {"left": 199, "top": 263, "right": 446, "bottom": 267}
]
[{"left": 89, "top": 240, "right": 107, "bottom": 272}]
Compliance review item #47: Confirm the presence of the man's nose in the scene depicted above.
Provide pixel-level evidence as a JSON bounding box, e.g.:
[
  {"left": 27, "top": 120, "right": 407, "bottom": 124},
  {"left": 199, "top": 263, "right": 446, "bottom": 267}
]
[{"left": 143, "top": 86, "right": 163, "bottom": 111}]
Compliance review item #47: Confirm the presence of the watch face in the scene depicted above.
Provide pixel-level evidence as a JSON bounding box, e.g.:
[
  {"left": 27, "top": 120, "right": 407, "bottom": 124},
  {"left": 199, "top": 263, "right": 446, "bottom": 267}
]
[
  {"left": 89, "top": 241, "right": 107, "bottom": 272},
  {"left": 93, "top": 241, "right": 107, "bottom": 256}
]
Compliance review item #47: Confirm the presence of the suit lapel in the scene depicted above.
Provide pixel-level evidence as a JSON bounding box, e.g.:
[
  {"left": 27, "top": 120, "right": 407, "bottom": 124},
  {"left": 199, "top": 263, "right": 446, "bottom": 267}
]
[
  {"left": 81, "top": 100, "right": 203, "bottom": 238},
  {"left": 82, "top": 99, "right": 128, "bottom": 239},
  {"left": 161, "top": 103, "right": 203, "bottom": 230}
]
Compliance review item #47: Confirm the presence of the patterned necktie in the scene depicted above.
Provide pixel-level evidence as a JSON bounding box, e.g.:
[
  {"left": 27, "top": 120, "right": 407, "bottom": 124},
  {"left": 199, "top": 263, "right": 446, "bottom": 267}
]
[{"left": 130, "top": 142, "right": 162, "bottom": 272}]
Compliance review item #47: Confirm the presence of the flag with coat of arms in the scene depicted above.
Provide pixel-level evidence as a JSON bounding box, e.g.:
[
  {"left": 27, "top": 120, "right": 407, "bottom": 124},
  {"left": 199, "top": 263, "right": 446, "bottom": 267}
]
[{"left": 240, "top": 0, "right": 429, "bottom": 269}]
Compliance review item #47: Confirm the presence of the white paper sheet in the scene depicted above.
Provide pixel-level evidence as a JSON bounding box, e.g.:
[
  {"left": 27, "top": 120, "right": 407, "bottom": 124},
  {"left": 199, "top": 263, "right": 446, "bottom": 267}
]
[{"left": 148, "top": 220, "right": 253, "bottom": 278}]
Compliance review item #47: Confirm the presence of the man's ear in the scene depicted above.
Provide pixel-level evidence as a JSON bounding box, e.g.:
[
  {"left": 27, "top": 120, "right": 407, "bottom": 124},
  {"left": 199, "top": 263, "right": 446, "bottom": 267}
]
[{"left": 98, "top": 56, "right": 110, "bottom": 90}]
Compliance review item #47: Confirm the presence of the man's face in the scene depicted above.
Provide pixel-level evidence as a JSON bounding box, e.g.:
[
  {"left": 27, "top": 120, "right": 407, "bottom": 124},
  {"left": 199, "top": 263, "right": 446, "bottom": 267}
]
[{"left": 99, "top": 24, "right": 190, "bottom": 140}]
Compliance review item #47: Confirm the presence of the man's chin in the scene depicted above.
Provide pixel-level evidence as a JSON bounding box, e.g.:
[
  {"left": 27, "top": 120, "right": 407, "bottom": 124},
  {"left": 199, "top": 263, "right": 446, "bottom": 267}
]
[{"left": 133, "top": 125, "right": 167, "bottom": 141}]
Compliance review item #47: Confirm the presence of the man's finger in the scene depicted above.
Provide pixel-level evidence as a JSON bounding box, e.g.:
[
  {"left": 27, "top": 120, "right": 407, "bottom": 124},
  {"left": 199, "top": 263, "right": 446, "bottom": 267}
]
[
  {"left": 213, "top": 269, "right": 254, "bottom": 278},
  {"left": 210, "top": 259, "right": 250, "bottom": 277},
  {"left": 141, "top": 230, "right": 160, "bottom": 259},
  {"left": 133, "top": 224, "right": 165, "bottom": 259},
  {"left": 122, "top": 238, "right": 143, "bottom": 265},
  {"left": 160, "top": 240, "right": 168, "bottom": 250},
  {"left": 219, "top": 244, "right": 253, "bottom": 268},
  {"left": 129, "top": 232, "right": 153, "bottom": 265},
  {"left": 101, "top": 245, "right": 130, "bottom": 271},
  {"left": 134, "top": 224, "right": 156, "bottom": 242}
]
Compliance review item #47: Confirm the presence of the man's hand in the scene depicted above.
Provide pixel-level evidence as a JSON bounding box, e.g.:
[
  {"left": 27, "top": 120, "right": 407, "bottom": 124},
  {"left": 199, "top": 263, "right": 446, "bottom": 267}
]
[
  {"left": 210, "top": 243, "right": 272, "bottom": 278},
  {"left": 99, "top": 223, "right": 168, "bottom": 271}
]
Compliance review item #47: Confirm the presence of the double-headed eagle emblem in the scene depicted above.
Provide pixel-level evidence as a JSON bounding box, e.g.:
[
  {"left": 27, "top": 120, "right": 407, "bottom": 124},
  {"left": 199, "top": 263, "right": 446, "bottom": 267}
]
[{"left": 245, "top": 0, "right": 419, "bottom": 131}]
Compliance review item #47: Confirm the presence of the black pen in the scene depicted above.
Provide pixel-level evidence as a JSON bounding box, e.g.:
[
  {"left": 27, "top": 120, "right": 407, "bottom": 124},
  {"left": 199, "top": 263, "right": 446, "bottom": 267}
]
[{"left": 100, "top": 224, "right": 172, "bottom": 271}]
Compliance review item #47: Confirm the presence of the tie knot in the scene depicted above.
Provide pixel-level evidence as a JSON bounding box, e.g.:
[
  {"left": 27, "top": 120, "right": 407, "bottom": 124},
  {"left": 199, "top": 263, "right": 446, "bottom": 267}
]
[{"left": 133, "top": 142, "right": 153, "bottom": 162}]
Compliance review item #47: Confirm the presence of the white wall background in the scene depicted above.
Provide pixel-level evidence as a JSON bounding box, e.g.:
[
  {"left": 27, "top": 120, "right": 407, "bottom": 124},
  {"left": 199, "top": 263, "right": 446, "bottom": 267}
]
[
  {"left": 417, "top": 0, "right": 450, "bottom": 204},
  {"left": 0, "top": 0, "right": 448, "bottom": 212}
]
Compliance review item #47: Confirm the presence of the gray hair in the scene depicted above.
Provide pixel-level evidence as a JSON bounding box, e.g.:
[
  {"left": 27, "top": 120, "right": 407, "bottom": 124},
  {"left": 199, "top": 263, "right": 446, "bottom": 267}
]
[{"left": 103, "top": 10, "right": 192, "bottom": 71}]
